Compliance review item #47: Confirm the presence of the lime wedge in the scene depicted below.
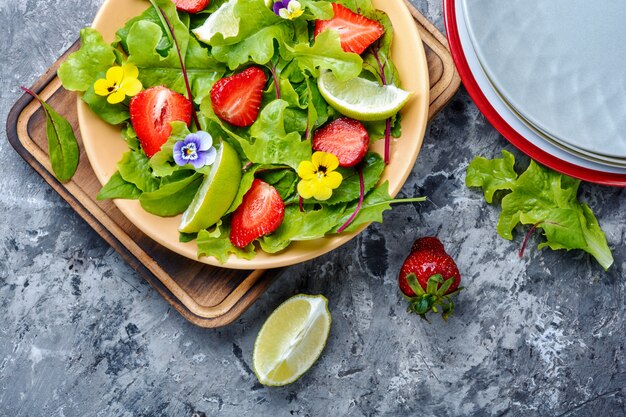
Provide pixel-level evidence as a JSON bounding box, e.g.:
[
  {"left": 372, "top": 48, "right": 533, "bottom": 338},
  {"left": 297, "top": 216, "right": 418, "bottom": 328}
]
[
  {"left": 317, "top": 71, "right": 413, "bottom": 121},
  {"left": 192, "top": 0, "right": 239, "bottom": 44},
  {"left": 253, "top": 294, "right": 332, "bottom": 386},
  {"left": 179, "top": 141, "right": 241, "bottom": 233}
]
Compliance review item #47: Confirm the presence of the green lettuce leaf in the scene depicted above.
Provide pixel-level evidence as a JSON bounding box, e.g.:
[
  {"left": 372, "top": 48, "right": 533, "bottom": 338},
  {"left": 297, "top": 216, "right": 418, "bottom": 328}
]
[
  {"left": 117, "top": 151, "right": 160, "bottom": 192},
  {"left": 259, "top": 205, "right": 347, "bottom": 253},
  {"left": 211, "top": 21, "right": 293, "bottom": 69},
  {"left": 97, "top": 171, "right": 143, "bottom": 200},
  {"left": 466, "top": 150, "right": 518, "bottom": 203},
  {"left": 197, "top": 222, "right": 256, "bottom": 263},
  {"left": 282, "top": 30, "right": 363, "bottom": 82},
  {"left": 241, "top": 99, "right": 311, "bottom": 169},
  {"left": 466, "top": 152, "right": 613, "bottom": 270},
  {"left": 139, "top": 171, "right": 203, "bottom": 216},
  {"left": 58, "top": 28, "right": 117, "bottom": 92}
]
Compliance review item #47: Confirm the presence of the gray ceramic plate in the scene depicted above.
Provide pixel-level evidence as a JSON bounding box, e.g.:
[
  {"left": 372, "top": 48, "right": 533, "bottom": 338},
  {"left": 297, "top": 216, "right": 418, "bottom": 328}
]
[
  {"left": 453, "top": 0, "right": 626, "bottom": 174},
  {"left": 462, "top": 0, "right": 626, "bottom": 159}
]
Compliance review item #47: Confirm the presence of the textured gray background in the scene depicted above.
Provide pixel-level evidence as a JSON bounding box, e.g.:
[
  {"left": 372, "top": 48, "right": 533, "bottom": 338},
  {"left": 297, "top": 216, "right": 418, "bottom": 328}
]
[{"left": 1, "top": 1, "right": 625, "bottom": 416}]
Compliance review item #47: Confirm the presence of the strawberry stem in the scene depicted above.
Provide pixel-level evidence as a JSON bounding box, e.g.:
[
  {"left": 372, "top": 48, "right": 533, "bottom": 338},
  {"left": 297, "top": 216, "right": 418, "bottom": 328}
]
[
  {"left": 337, "top": 167, "right": 364, "bottom": 233},
  {"left": 153, "top": 3, "right": 201, "bottom": 131}
]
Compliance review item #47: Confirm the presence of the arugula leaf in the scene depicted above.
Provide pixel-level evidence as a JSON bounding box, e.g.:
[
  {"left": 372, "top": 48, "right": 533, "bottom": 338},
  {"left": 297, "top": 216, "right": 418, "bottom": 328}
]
[
  {"left": 466, "top": 152, "right": 613, "bottom": 270},
  {"left": 97, "top": 171, "right": 142, "bottom": 200},
  {"left": 117, "top": 151, "right": 160, "bottom": 192},
  {"left": 466, "top": 150, "right": 518, "bottom": 203},
  {"left": 197, "top": 222, "right": 256, "bottom": 263},
  {"left": 139, "top": 171, "right": 203, "bottom": 216},
  {"left": 282, "top": 30, "right": 363, "bottom": 82},
  {"left": 58, "top": 28, "right": 117, "bottom": 92}
]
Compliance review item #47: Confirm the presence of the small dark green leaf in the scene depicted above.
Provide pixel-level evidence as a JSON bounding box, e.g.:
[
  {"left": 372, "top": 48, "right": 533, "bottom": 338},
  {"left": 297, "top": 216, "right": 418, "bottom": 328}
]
[
  {"left": 139, "top": 172, "right": 203, "bottom": 216},
  {"left": 97, "top": 171, "right": 142, "bottom": 200}
]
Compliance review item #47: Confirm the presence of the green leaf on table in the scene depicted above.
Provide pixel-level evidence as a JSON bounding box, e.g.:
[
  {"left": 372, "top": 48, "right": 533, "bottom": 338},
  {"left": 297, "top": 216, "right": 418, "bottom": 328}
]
[
  {"left": 97, "top": 171, "right": 142, "bottom": 200},
  {"left": 23, "top": 88, "right": 80, "bottom": 183},
  {"left": 41, "top": 100, "right": 79, "bottom": 183},
  {"left": 58, "top": 28, "right": 116, "bottom": 92},
  {"left": 139, "top": 171, "right": 203, "bottom": 216},
  {"left": 466, "top": 152, "right": 614, "bottom": 270},
  {"left": 466, "top": 150, "right": 518, "bottom": 203},
  {"left": 197, "top": 222, "right": 256, "bottom": 264}
]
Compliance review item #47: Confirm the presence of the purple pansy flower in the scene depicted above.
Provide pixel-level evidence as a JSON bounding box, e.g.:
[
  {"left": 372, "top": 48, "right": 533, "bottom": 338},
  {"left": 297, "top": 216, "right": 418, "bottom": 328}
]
[
  {"left": 273, "top": 0, "right": 303, "bottom": 19},
  {"left": 173, "top": 131, "right": 217, "bottom": 169}
]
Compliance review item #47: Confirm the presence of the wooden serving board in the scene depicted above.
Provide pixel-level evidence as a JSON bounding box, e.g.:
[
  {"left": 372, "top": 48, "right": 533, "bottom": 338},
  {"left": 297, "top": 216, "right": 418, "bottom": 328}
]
[{"left": 6, "top": 4, "right": 460, "bottom": 328}]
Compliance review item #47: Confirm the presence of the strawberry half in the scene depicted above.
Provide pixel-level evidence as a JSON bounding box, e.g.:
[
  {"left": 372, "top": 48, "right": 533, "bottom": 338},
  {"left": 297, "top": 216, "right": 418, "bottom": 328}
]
[
  {"left": 312, "top": 117, "right": 370, "bottom": 167},
  {"left": 210, "top": 66, "right": 267, "bottom": 127},
  {"left": 230, "top": 179, "right": 285, "bottom": 248},
  {"left": 398, "top": 237, "right": 462, "bottom": 320},
  {"left": 314, "top": 3, "right": 384, "bottom": 55},
  {"left": 129, "top": 86, "right": 193, "bottom": 158},
  {"left": 174, "top": 0, "right": 211, "bottom": 14}
]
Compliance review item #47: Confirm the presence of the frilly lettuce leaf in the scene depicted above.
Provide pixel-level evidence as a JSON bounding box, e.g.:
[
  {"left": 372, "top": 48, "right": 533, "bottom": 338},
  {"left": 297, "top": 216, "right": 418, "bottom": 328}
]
[
  {"left": 58, "top": 28, "right": 116, "bottom": 92},
  {"left": 197, "top": 222, "right": 256, "bottom": 263},
  {"left": 466, "top": 151, "right": 613, "bottom": 270},
  {"left": 282, "top": 30, "right": 363, "bottom": 82},
  {"left": 466, "top": 150, "right": 518, "bottom": 203},
  {"left": 240, "top": 99, "right": 312, "bottom": 169}
]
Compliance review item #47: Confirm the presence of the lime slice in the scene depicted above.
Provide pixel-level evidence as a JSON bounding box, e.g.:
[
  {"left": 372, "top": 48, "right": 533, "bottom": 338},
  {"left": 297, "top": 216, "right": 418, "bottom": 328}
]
[
  {"left": 192, "top": 0, "right": 239, "bottom": 44},
  {"left": 253, "top": 294, "right": 332, "bottom": 386},
  {"left": 179, "top": 141, "right": 242, "bottom": 233},
  {"left": 317, "top": 71, "right": 413, "bottom": 121}
]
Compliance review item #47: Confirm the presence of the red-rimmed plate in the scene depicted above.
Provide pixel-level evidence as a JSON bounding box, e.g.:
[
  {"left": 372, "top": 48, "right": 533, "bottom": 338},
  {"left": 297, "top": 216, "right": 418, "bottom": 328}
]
[{"left": 443, "top": 0, "right": 626, "bottom": 187}]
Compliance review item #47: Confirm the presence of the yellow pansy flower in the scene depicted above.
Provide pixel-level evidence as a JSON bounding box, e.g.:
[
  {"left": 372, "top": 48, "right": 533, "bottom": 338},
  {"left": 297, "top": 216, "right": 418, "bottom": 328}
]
[
  {"left": 297, "top": 151, "right": 343, "bottom": 201},
  {"left": 94, "top": 63, "right": 143, "bottom": 104}
]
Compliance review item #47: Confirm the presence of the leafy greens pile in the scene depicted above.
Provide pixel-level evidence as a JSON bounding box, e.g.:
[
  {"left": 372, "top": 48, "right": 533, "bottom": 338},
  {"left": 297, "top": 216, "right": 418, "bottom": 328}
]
[
  {"left": 466, "top": 150, "right": 613, "bottom": 270},
  {"left": 58, "top": 0, "right": 421, "bottom": 262}
]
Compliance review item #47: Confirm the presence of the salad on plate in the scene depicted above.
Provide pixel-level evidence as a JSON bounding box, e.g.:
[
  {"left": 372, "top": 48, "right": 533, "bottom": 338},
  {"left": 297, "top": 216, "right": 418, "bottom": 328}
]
[{"left": 58, "top": 0, "right": 426, "bottom": 265}]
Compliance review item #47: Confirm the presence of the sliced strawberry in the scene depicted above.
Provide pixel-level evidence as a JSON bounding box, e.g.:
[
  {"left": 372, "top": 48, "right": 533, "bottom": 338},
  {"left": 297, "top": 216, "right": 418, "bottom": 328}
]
[
  {"left": 230, "top": 179, "right": 285, "bottom": 248},
  {"left": 314, "top": 3, "right": 384, "bottom": 55},
  {"left": 210, "top": 66, "right": 267, "bottom": 127},
  {"left": 174, "top": 0, "right": 210, "bottom": 14},
  {"left": 312, "top": 117, "right": 370, "bottom": 167},
  {"left": 129, "top": 86, "right": 193, "bottom": 158}
]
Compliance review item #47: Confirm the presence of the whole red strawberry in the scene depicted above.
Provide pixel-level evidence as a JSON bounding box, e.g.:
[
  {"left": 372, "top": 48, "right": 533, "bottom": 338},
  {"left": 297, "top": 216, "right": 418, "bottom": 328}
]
[{"left": 398, "top": 237, "right": 462, "bottom": 320}]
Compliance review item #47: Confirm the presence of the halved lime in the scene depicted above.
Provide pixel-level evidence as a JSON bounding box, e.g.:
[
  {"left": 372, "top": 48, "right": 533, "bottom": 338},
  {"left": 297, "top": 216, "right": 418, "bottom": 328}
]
[
  {"left": 178, "top": 141, "right": 241, "bottom": 233},
  {"left": 253, "top": 294, "right": 331, "bottom": 386},
  {"left": 317, "top": 71, "right": 413, "bottom": 121}
]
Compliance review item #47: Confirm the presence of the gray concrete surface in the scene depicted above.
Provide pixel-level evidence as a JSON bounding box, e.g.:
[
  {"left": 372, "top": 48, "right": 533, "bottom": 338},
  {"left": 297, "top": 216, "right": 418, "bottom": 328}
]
[{"left": 1, "top": 1, "right": 624, "bottom": 416}]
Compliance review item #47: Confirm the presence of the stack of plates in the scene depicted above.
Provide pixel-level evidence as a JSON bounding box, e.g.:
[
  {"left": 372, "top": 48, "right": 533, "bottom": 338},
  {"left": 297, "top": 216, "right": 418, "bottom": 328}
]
[{"left": 444, "top": 0, "right": 626, "bottom": 186}]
